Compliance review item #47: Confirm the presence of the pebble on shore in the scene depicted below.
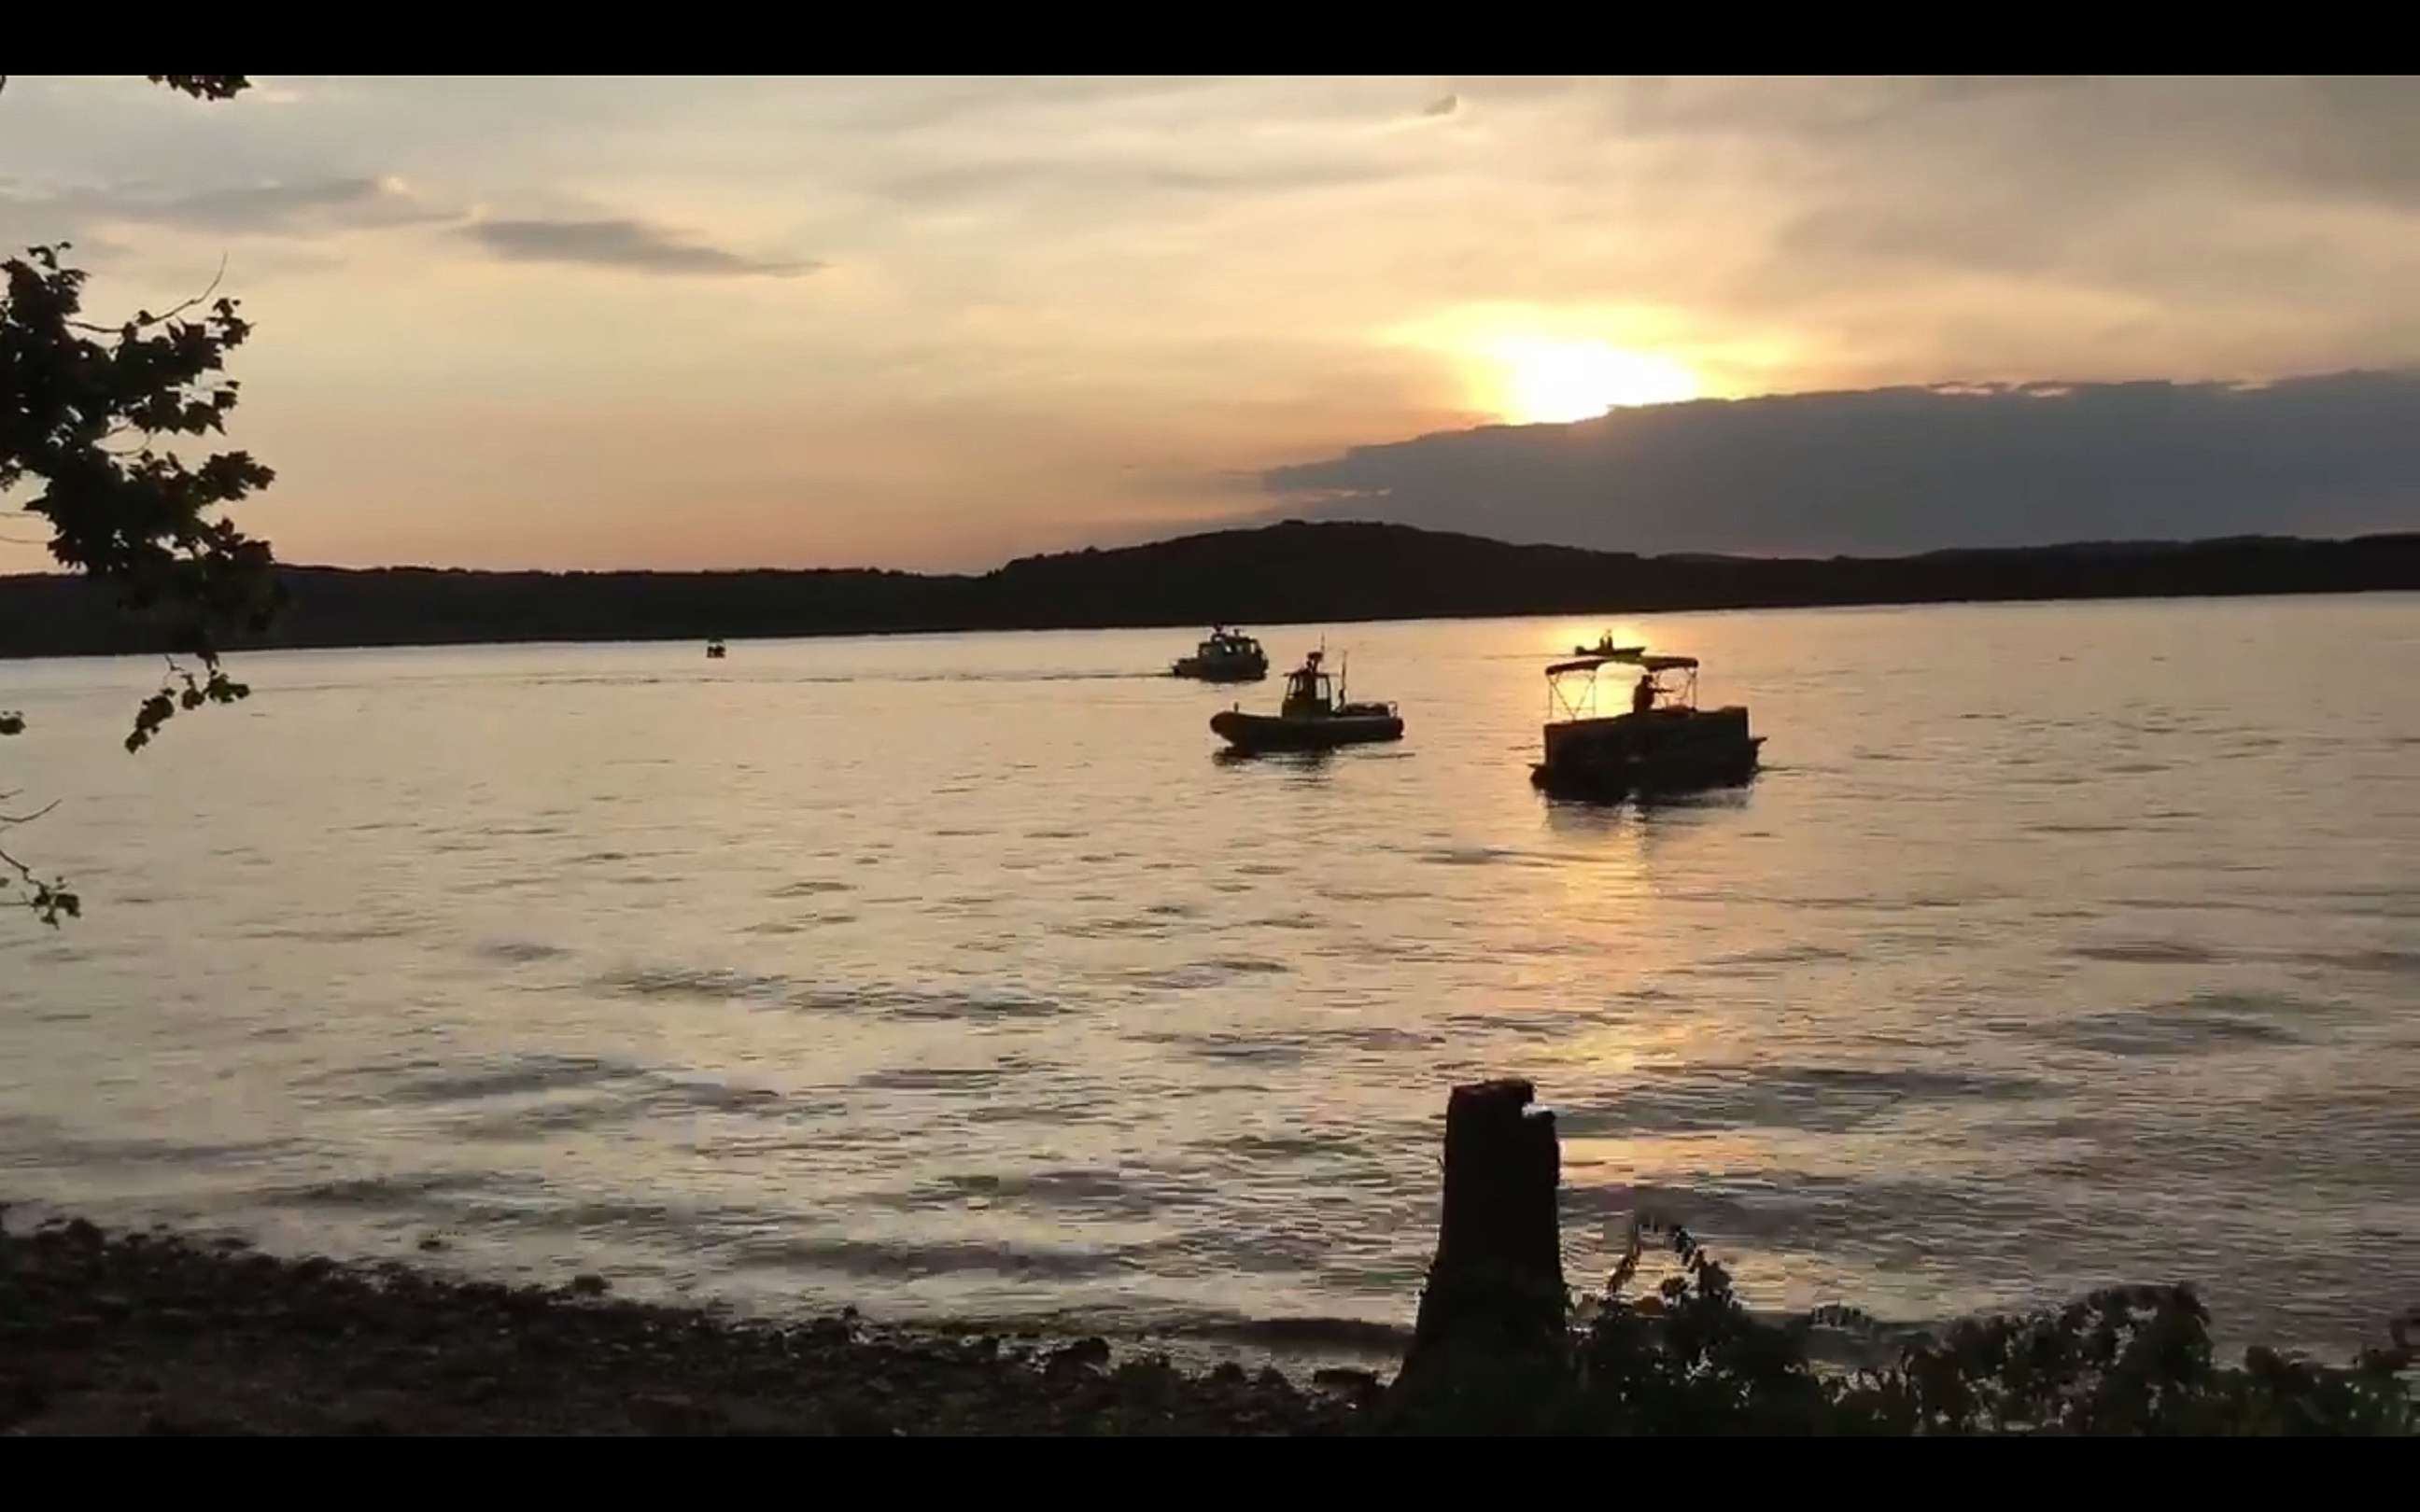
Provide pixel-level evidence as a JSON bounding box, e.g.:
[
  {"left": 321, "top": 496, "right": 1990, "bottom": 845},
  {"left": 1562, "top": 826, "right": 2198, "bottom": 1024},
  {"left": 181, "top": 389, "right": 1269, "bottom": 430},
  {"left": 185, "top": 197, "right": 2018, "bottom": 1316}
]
[{"left": 0, "top": 1215, "right": 1370, "bottom": 1435}]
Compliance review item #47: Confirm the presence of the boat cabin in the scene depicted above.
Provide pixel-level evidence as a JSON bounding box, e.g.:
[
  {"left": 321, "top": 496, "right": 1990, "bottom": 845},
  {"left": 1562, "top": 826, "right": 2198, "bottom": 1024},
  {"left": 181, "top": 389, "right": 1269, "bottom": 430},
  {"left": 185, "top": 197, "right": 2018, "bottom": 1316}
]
[
  {"left": 1280, "top": 650, "right": 1339, "bottom": 717},
  {"left": 1199, "top": 625, "right": 1264, "bottom": 662},
  {"left": 1271, "top": 648, "right": 1395, "bottom": 720}
]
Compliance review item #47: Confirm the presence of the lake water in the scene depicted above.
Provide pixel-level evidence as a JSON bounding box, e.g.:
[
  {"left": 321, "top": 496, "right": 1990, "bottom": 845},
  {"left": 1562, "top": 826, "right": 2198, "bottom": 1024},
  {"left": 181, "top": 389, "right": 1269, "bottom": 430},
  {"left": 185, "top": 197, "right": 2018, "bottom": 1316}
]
[{"left": 2, "top": 595, "right": 2414, "bottom": 1361}]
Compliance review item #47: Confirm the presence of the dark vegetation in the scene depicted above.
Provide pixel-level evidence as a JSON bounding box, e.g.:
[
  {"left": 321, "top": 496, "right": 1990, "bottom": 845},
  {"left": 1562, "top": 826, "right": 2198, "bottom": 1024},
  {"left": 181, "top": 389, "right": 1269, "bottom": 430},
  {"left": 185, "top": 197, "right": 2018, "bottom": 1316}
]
[
  {"left": 1377, "top": 1081, "right": 2414, "bottom": 1435},
  {"left": 1390, "top": 1218, "right": 2416, "bottom": 1435},
  {"left": 2, "top": 75, "right": 274, "bottom": 922},
  {"left": 2, "top": 521, "right": 2413, "bottom": 661}
]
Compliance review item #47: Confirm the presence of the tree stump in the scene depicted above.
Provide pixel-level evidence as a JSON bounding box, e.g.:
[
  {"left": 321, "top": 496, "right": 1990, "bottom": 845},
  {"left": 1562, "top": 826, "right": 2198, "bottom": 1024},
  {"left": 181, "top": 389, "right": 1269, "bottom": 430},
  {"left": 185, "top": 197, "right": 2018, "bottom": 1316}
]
[{"left": 1395, "top": 1078, "right": 1567, "bottom": 1403}]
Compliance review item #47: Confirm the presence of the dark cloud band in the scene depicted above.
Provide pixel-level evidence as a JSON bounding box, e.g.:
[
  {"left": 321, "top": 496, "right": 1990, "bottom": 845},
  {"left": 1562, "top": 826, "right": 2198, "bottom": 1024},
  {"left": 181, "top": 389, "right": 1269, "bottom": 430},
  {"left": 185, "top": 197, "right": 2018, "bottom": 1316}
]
[
  {"left": 458, "top": 217, "right": 819, "bottom": 277},
  {"left": 1265, "top": 371, "right": 2420, "bottom": 553}
]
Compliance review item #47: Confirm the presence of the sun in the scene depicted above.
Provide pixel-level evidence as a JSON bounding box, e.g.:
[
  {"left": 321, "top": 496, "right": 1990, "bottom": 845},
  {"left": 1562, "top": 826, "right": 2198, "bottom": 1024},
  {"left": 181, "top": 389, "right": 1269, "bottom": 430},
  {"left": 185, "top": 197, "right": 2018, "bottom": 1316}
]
[{"left": 1493, "top": 339, "right": 1701, "bottom": 424}]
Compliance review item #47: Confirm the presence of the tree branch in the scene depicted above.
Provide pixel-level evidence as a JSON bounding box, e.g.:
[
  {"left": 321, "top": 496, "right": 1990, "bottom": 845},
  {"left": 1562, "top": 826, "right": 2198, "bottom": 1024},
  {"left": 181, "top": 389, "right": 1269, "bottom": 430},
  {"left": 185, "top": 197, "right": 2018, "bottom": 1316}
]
[
  {"left": 65, "top": 254, "right": 229, "bottom": 335},
  {"left": 0, "top": 839, "right": 79, "bottom": 925},
  {"left": 0, "top": 798, "right": 62, "bottom": 828}
]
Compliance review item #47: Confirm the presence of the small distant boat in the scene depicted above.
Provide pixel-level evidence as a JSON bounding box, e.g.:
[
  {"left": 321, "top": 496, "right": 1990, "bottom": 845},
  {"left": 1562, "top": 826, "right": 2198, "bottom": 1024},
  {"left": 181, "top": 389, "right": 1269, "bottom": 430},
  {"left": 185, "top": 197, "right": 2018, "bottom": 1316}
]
[
  {"left": 706, "top": 637, "right": 727, "bottom": 660},
  {"left": 1211, "top": 649, "right": 1402, "bottom": 753},
  {"left": 1530, "top": 648, "right": 1762, "bottom": 800},
  {"left": 1574, "top": 631, "right": 1644, "bottom": 658},
  {"left": 1172, "top": 625, "right": 1269, "bottom": 682}
]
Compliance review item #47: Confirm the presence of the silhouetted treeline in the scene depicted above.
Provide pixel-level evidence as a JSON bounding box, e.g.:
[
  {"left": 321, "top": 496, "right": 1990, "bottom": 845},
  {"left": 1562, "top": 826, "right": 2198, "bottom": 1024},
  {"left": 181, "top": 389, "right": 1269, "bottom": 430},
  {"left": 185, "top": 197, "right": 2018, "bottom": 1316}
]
[{"left": 2, "top": 522, "right": 2414, "bottom": 659}]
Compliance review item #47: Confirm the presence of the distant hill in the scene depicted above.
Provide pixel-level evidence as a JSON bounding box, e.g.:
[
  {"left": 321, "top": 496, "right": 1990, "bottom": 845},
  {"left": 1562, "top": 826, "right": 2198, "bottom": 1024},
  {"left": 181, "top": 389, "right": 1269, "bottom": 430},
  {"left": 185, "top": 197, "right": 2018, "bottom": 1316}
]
[{"left": 1, "top": 521, "right": 2413, "bottom": 660}]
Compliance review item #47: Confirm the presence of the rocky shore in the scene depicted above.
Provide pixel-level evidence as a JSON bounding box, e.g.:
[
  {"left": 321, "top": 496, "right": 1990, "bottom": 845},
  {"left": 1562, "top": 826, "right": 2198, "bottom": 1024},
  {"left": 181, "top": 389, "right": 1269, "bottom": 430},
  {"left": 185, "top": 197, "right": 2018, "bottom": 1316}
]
[{"left": 1, "top": 1213, "right": 1373, "bottom": 1435}]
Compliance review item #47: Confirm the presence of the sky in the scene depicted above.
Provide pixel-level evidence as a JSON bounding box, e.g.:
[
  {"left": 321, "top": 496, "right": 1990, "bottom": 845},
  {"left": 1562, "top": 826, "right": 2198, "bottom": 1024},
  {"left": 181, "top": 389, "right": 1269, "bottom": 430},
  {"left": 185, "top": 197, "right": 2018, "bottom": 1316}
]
[{"left": 3, "top": 76, "right": 2416, "bottom": 572}]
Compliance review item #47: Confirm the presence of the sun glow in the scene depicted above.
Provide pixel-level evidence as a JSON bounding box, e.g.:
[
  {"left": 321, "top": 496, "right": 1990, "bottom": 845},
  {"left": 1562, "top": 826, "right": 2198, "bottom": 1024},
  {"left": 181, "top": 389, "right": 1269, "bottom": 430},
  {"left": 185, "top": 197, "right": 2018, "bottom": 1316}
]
[{"left": 1493, "top": 339, "right": 1702, "bottom": 424}]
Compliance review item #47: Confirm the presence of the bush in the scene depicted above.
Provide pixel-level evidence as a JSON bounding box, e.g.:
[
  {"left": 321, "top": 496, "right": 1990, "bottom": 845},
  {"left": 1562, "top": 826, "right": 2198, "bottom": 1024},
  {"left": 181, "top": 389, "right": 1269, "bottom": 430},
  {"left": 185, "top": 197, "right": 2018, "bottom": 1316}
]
[{"left": 1391, "top": 1218, "right": 2415, "bottom": 1435}]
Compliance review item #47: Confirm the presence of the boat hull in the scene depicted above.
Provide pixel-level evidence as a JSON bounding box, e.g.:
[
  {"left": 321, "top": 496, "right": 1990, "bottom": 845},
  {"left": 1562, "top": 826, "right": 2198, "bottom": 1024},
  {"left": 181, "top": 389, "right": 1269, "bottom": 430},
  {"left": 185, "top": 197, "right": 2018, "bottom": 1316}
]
[
  {"left": 1173, "top": 655, "right": 1267, "bottom": 682},
  {"left": 1211, "top": 708, "right": 1403, "bottom": 752},
  {"left": 1531, "top": 707, "right": 1763, "bottom": 799}
]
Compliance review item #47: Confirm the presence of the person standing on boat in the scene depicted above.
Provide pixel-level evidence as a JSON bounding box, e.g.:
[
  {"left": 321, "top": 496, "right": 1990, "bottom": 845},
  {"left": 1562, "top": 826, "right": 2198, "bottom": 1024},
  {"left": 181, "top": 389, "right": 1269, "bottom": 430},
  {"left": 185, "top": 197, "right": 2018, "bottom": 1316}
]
[{"left": 1632, "top": 672, "right": 1656, "bottom": 716}]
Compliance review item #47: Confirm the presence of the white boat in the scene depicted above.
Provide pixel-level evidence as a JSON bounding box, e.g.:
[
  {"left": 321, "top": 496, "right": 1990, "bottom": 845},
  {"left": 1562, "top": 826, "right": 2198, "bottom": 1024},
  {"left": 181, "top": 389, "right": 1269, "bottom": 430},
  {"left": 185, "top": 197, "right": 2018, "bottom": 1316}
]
[{"left": 1172, "top": 625, "right": 1268, "bottom": 682}]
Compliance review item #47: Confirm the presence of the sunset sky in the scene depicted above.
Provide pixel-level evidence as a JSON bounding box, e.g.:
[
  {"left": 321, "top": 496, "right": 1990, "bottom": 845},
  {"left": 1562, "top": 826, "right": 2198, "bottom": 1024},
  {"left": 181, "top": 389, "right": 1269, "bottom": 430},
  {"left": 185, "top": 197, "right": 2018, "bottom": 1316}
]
[{"left": 4, "top": 76, "right": 2415, "bottom": 571}]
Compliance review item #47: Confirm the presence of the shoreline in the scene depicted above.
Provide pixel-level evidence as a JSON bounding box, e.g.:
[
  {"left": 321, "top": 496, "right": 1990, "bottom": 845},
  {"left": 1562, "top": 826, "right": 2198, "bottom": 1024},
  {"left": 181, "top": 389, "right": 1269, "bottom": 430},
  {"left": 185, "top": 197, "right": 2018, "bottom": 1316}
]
[
  {"left": 3, "top": 522, "right": 2412, "bottom": 663},
  {"left": 3, "top": 580, "right": 2410, "bottom": 670},
  {"left": 0, "top": 1210, "right": 1374, "bottom": 1435},
  {"left": 0, "top": 1194, "right": 1419, "bottom": 1381}
]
